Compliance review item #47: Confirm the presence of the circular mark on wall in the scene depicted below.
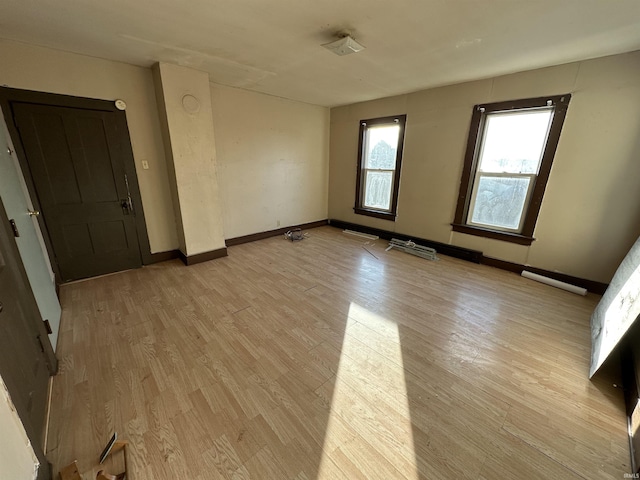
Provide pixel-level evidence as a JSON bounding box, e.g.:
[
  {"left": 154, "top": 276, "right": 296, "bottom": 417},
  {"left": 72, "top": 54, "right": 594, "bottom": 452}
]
[{"left": 182, "top": 94, "right": 201, "bottom": 114}]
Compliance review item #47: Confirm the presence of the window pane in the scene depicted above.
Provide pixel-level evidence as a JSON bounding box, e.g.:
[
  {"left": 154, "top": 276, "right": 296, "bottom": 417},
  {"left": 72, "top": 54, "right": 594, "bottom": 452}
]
[
  {"left": 364, "top": 125, "right": 399, "bottom": 169},
  {"left": 364, "top": 170, "right": 393, "bottom": 210},
  {"left": 478, "top": 109, "right": 553, "bottom": 174},
  {"left": 470, "top": 176, "right": 531, "bottom": 230}
]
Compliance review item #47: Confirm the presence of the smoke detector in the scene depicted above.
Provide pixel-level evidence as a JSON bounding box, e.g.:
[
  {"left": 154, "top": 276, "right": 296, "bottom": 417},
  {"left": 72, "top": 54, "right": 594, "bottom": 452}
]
[{"left": 322, "top": 34, "right": 365, "bottom": 56}]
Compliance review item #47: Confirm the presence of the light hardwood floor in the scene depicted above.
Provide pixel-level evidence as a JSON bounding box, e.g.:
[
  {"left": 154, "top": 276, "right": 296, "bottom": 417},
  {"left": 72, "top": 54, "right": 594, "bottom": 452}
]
[{"left": 47, "top": 226, "right": 630, "bottom": 479}]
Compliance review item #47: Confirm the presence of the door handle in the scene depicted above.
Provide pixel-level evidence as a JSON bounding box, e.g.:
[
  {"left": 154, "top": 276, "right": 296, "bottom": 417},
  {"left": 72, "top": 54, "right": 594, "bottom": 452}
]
[
  {"left": 27, "top": 210, "right": 40, "bottom": 217},
  {"left": 120, "top": 196, "right": 134, "bottom": 215}
]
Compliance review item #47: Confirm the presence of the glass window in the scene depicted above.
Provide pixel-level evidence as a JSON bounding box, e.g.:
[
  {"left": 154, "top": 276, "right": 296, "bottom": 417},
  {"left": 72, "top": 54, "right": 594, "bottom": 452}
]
[
  {"left": 467, "top": 108, "right": 553, "bottom": 232},
  {"left": 355, "top": 115, "right": 406, "bottom": 220},
  {"left": 453, "top": 96, "right": 571, "bottom": 244}
]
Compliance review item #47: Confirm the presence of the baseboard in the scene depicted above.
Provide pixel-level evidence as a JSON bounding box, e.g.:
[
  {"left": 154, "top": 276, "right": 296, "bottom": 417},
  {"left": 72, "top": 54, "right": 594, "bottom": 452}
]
[
  {"left": 225, "top": 220, "right": 329, "bottom": 247},
  {"left": 328, "top": 219, "right": 483, "bottom": 263},
  {"left": 178, "top": 247, "right": 228, "bottom": 266},
  {"left": 328, "top": 219, "right": 609, "bottom": 295},
  {"left": 143, "top": 220, "right": 329, "bottom": 265},
  {"left": 144, "top": 249, "right": 180, "bottom": 264},
  {"left": 36, "top": 461, "right": 52, "bottom": 480},
  {"left": 481, "top": 257, "right": 609, "bottom": 295}
]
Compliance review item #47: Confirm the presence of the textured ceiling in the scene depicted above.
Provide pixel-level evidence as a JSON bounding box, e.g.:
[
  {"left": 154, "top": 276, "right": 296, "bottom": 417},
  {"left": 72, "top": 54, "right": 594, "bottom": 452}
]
[{"left": 1, "top": 0, "right": 639, "bottom": 106}]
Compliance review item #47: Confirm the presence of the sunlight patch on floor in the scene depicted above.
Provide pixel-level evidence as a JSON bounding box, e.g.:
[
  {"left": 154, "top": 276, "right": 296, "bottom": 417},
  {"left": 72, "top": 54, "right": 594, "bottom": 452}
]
[{"left": 316, "top": 302, "right": 419, "bottom": 479}]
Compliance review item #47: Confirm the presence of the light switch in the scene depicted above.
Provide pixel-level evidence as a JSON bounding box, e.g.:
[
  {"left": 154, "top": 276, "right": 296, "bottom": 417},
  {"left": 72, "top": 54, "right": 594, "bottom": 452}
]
[{"left": 141, "top": 160, "right": 149, "bottom": 170}]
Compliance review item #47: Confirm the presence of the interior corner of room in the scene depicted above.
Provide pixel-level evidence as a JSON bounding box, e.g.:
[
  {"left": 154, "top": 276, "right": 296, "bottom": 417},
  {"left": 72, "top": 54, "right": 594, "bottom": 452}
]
[{"left": 0, "top": 3, "right": 640, "bottom": 478}]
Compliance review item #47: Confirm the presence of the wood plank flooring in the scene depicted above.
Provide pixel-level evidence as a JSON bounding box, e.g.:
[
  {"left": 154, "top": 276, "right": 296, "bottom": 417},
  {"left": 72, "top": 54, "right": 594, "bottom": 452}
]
[{"left": 46, "top": 226, "right": 630, "bottom": 479}]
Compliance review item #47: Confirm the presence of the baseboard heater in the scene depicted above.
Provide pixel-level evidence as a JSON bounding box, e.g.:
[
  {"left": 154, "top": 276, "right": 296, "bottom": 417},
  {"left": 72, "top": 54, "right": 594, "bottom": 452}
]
[
  {"left": 343, "top": 229, "right": 379, "bottom": 240},
  {"left": 329, "top": 219, "right": 483, "bottom": 263},
  {"left": 521, "top": 270, "right": 587, "bottom": 296}
]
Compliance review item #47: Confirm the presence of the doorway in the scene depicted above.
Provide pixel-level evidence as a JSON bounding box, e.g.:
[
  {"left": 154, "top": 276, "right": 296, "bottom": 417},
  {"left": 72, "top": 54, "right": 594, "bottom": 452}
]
[
  {"left": 0, "top": 111, "right": 62, "bottom": 349},
  {"left": 0, "top": 88, "right": 151, "bottom": 282}
]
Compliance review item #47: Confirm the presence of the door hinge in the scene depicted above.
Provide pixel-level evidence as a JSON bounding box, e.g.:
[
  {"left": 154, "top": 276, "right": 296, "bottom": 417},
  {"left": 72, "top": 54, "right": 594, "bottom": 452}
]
[
  {"left": 36, "top": 334, "right": 45, "bottom": 353},
  {"left": 9, "top": 219, "right": 19, "bottom": 237},
  {"left": 43, "top": 319, "right": 53, "bottom": 335}
]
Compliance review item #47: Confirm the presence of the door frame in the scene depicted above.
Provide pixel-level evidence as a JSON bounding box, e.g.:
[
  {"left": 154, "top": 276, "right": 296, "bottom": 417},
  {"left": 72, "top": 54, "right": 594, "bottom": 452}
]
[
  {"left": 0, "top": 87, "right": 153, "bottom": 282},
  {"left": 622, "top": 323, "right": 640, "bottom": 473}
]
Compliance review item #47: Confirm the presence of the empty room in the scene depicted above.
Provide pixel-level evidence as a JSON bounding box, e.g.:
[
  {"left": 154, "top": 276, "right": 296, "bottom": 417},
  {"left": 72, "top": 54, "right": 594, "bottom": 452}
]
[{"left": 1, "top": 1, "right": 640, "bottom": 479}]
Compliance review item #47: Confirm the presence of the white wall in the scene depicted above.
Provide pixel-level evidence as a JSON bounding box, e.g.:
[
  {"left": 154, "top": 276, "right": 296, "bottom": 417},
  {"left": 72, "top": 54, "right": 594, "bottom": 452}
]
[
  {"left": 154, "top": 63, "right": 226, "bottom": 256},
  {"left": 0, "top": 40, "right": 331, "bottom": 253},
  {"left": 329, "top": 51, "right": 640, "bottom": 284},
  {"left": 0, "top": 39, "right": 178, "bottom": 253},
  {"left": 210, "top": 84, "right": 330, "bottom": 239},
  {"left": 0, "top": 376, "right": 38, "bottom": 480}
]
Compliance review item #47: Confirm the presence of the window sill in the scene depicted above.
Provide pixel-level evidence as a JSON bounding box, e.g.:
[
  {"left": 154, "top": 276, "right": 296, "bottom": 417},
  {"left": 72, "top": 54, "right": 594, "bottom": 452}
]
[
  {"left": 451, "top": 223, "right": 535, "bottom": 245},
  {"left": 354, "top": 207, "right": 396, "bottom": 221}
]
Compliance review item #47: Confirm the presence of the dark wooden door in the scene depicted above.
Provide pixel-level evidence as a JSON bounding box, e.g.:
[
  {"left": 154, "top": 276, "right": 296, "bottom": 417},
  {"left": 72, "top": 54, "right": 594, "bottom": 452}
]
[
  {"left": 12, "top": 102, "right": 142, "bottom": 281},
  {"left": 0, "top": 198, "right": 53, "bottom": 478}
]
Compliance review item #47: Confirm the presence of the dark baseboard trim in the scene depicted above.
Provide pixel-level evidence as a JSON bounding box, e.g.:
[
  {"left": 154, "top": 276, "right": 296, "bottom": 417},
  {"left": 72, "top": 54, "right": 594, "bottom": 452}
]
[
  {"left": 35, "top": 459, "right": 51, "bottom": 480},
  {"left": 328, "top": 219, "right": 483, "bottom": 263},
  {"left": 480, "top": 256, "right": 609, "bottom": 295},
  {"left": 328, "top": 219, "right": 609, "bottom": 295},
  {"left": 144, "top": 250, "right": 180, "bottom": 265},
  {"left": 479, "top": 257, "right": 523, "bottom": 273},
  {"left": 226, "top": 220, "right": 329, "bottom": 247},
  {"left": 179, "top": 247, "right": 228, "bottom": 266}
]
